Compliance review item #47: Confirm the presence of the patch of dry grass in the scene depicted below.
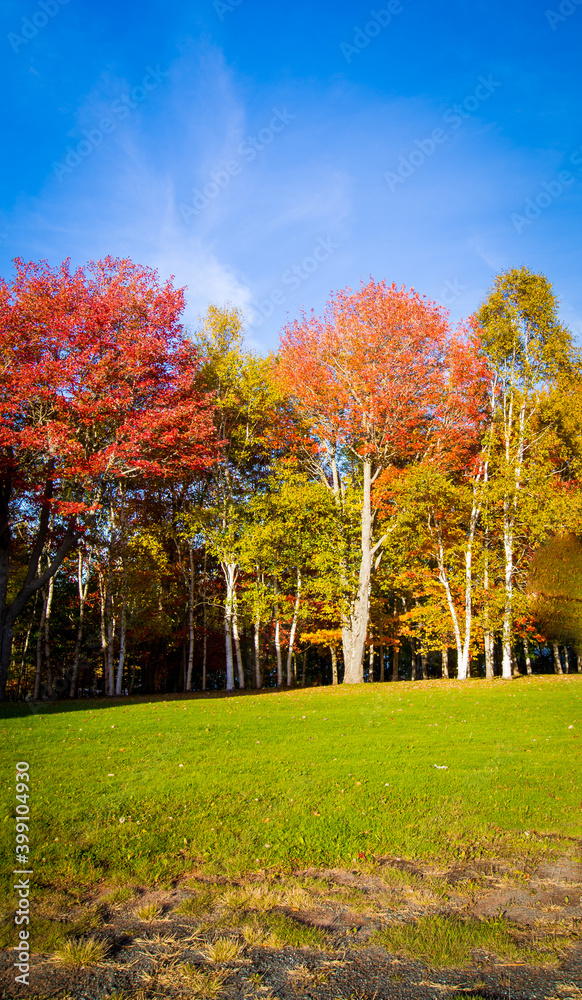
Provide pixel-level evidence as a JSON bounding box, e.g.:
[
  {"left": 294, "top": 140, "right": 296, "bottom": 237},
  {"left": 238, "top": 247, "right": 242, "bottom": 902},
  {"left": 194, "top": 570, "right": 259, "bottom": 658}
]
[
  {"left": 180, "top": 963, "right": 230, "bottom": 997},
  {"left": 204, "top": 936, "right": 244, "bottom": 963},
  {"left": 52, "top": 936, "right": 109, "bottom": 967},
  {"left": 135, "top": 901, "right": 163, "bottom": 921}
]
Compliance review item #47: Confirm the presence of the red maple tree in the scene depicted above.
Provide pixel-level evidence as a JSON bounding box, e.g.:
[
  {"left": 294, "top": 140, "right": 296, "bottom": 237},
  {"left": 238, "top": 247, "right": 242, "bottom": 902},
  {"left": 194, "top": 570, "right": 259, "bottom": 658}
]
[{"left": 0, "top": 257, "right": 217, "bottom": 698}]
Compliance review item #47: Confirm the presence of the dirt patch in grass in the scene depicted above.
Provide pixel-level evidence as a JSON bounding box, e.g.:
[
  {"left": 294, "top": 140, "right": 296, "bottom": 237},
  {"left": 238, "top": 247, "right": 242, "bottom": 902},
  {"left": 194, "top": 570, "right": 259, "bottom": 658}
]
[{"left": 1, "top": 854, "right": 581, "bottom": 999}]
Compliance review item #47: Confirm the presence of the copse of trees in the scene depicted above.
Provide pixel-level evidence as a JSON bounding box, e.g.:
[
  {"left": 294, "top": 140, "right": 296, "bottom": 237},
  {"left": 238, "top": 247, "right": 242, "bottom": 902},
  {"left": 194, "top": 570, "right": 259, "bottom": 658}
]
[{"left": 2, "top": 259, "right": 581, "bottom": 700}]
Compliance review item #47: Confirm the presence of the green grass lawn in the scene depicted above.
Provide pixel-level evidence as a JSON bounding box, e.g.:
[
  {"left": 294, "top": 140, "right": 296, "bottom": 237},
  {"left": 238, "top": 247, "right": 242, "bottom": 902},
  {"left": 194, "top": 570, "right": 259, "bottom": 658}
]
[{"left": 1, "top": 675, "right": 581, "bottom": 900}]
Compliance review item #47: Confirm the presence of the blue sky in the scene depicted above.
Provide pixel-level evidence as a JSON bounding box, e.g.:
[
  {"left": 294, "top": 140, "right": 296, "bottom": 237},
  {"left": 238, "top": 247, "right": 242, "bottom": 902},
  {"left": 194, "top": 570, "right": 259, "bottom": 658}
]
[{"left": 1, "top": 0, "right": 581, "bottom": 351}]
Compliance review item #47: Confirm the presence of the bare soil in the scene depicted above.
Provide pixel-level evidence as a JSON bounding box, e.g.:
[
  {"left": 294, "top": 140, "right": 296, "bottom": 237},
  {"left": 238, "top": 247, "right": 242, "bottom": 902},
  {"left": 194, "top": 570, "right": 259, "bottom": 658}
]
[{"left": 1, "top": 855, "right": 581, "bottom": 999}]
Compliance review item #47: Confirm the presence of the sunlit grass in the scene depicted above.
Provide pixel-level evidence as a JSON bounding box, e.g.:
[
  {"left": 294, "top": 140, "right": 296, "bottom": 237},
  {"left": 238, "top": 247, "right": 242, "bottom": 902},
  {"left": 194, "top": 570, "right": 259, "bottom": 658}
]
[
  {"left": 1, "top": 675, "right": 580, "bottom": 916},
  {"left": 374, "top": 914, "right": 565, "bottom": 967}
]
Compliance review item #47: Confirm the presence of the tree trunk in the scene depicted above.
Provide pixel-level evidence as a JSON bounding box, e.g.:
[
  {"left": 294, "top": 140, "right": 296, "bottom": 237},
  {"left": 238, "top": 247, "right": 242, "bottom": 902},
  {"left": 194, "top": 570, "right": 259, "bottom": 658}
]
[
  {"left": 421, "top": 650, "right": 428, "bottom": 680},
  {"left": 392, "top": 644, "right": 399, "bottom": 682},
  {"left": 44, "top": 571, "right": 55, "bottom": 697},
  {"left": 301, "top": 649, "right": 307, "bottom": 687},
  {"left": 286, "top": 568, "right": 301, "bottom": 686},
  {"left": 17, "top": 595, "right": 37, "bottom": 700},
  {"left": 379, "top": 642, "right": 384, "bottom": 682},
  {"left": 273, "top": 577, "right": 282, "bottom": 687},
  {"left": 551, "top": 641, "right": 563, "bottom": 674},
  {"left": 115, "top": 550, "right": 128, "bottom": 696},
  {"left": 523, "top": 636, "right": 532, "bottom": 676},
  {"left": 70, "top": 547, "right": 92, "bottom": 698},
  {"left": 232, "top": 591, "right": 245, "bottom": 689},
  {"left": 0, "top": 468, "right": 79, "bottom": 700},
  {"left": 484, "top": 631, "right": 494, "bottom": 679},
  {"left": 253, "top": 618, "right": 261, "bottom": 689},
  {"left": 368, "top": 643, "right": 374, "bottom": 683},
  {"left": 563, "top": 645, "right": 570, "bottom": 673},
  {"left": 511, "top": 646, "right": 520, "bottom": 677},
  {"left": 34, "top": 588, "right": 48, "bottom": 700},
  {"left": 442, "top": 646, "right": 449, "bottom": 679},
  {"left": 221, "top": 562, "right": 237, "bottom": 691},
  {"left": 432, "top": 458, "right": 483, "bottom": 681},
  {"left": 330, "top": 645, "right": 338, "bottom": 685},
  {"left": 202, "top": 549, "right": 208, "bottom": 691},
  {"left": 501, "top": 396, "right": 525, "bottom": 681},
  {"left": 185, "top": 540, "right": 195, "bottom": 692},
  {"left": 501, "top": 521, "right": 514, "bottom": 679},
  {"left": 342, "top": 456, "right": 374, "bottom": 684},
  {"left": 105, "top": 557, "right": 115, "bottom": 697},
  {"left": 483, "top": 527, "right": 494, "bottom": 680}
]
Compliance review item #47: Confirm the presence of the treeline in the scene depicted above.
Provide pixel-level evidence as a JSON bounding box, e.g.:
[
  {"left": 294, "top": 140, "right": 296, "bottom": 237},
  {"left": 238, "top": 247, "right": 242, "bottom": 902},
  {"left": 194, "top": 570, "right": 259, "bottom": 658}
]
[{"left": 2, "top": 259, "right": 582, "bottom": 700}]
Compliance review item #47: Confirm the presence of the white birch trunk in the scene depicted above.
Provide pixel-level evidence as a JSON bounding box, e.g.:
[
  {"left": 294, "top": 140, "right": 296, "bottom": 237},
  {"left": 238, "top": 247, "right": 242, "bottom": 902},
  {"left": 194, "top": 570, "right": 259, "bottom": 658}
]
[
  {"left": 342, "top": 456, "right": 374, "bottom": 684},
  {"left": 501, "top": 516, "right": 514, "bottom": 679},
  {"left": 286, "top": 568, "right": 301, "bottom": 686},
  {"left": 273, "top": 577, "right": 282, "bottom": 687},
  {"left": 115, "top": 551, "right": 127, "bottom": 696},
  {"left": 106, "top": 558, "right": 115, "bottom": 697},
  {"left": 254, "top": 613, "right": 261, "bottom": 689},
  {"left": 221, "top": 561, "right": 237, "bottom": 691},
  {"left": 434, "top": 535, "right": 464, "bottom": 677},
  {"left": 70, "top": 547, "right": 92, "bottom": 698}
]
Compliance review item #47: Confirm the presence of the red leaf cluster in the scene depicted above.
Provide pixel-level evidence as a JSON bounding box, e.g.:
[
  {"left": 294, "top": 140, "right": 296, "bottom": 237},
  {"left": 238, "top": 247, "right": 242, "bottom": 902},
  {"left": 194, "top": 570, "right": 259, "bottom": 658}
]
[
  {"left": 0, "top": 257, "right": 218, "bottom": 511},
  {"left": 277, "top": 279, "right": 490, "bottom": 468}
]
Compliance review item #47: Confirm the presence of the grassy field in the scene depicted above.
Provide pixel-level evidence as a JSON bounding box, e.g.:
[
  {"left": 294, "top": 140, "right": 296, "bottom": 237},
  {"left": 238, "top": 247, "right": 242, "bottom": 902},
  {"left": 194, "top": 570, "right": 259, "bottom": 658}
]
[{"left": 1, "top": 674, "right": 581, "bottom": 902}]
